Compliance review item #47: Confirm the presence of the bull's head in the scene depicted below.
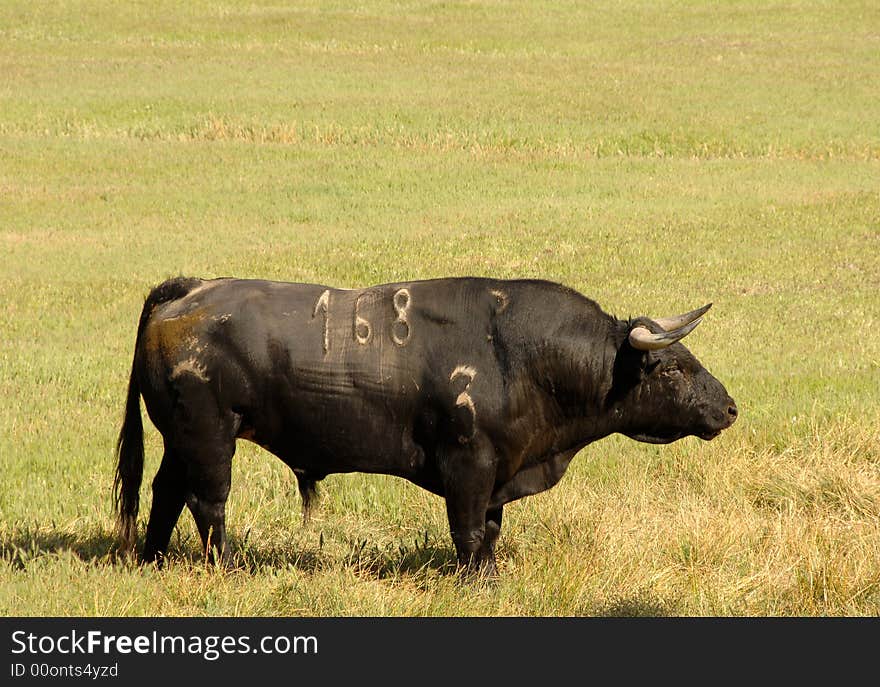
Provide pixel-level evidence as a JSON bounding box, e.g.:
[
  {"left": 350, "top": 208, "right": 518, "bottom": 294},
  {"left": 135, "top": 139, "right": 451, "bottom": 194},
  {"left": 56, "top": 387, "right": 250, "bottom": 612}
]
[{"left": 611, "top": 304, "right": 738, "bottom": 444}]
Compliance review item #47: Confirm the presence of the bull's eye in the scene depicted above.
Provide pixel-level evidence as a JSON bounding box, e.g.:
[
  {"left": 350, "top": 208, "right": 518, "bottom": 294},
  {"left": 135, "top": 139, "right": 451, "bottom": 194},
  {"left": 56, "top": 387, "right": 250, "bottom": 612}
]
[{"left": 661, "top": 362, "right": 683, "bottom": 378}]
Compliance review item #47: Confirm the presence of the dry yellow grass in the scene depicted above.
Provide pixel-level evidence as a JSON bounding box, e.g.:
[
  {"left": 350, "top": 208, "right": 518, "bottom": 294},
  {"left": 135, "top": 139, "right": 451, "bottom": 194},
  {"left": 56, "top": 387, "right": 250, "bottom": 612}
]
[{"left": 500, "top": 412, "right": 880, "bottom": 615}]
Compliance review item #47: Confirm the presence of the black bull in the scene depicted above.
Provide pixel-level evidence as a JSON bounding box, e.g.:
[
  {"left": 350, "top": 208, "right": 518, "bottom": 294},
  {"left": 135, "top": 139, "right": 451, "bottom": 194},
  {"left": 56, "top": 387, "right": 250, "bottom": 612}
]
[{"left": 115, "top": 276, "right": 737, "bottom": 573}]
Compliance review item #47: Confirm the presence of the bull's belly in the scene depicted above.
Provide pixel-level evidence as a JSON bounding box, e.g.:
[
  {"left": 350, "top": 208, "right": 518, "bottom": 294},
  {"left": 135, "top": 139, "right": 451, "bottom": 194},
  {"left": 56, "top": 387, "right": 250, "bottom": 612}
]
[{"left": 243, "top": 393, "right": 429, "bottom": 478}]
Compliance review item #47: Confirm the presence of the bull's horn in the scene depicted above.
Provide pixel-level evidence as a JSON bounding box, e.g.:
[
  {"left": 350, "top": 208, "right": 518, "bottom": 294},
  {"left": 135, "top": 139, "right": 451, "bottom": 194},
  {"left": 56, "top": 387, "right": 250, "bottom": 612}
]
[
  {"left": 653, "top": 303, "right": 712, "bottom": 332},
  {"left": 628, "top": 317, "right": 704, "bottom": 351}
]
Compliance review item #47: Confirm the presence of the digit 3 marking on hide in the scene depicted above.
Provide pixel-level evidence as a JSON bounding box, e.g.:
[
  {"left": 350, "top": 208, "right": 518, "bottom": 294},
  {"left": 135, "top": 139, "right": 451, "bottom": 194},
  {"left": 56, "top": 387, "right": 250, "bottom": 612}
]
[
  {"left": 312, "top": 289, "right": 330, "bottom": 354},
  {"left": 391, "top": 288, "right": 411, "bottom": 346},
  {"left": 449, "top": 364, "right": 477, "bottom": 444}
]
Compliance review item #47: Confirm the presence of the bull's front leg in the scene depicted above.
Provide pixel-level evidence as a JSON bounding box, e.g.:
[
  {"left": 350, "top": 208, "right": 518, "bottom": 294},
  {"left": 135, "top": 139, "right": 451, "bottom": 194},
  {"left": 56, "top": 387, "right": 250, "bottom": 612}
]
[
  {"left": 439, "top": 435, "right": 498, "bottom": 576},
  {"left": 480, "top": 506, "right": 503, "bottom": 570}
]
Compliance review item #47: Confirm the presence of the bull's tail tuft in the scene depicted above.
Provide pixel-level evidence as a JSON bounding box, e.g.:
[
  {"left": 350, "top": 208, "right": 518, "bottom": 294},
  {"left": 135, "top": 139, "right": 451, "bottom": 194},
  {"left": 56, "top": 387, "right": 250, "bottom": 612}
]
[{"left": 114, "top": 276, "right": 202, "bottom": 553}]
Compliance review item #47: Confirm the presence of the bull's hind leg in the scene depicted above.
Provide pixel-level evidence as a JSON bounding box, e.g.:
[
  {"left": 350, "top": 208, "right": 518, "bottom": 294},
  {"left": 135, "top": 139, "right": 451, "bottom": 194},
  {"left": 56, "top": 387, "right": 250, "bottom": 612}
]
[
  {"left": 142, "top": 446, "right": 186, "bottom": 565},
  {"left": 162, "top": 381, "right": 238, "bottom": 566},
  {"left": 183, "top": 438, "right": 235, "bottom": 566}
]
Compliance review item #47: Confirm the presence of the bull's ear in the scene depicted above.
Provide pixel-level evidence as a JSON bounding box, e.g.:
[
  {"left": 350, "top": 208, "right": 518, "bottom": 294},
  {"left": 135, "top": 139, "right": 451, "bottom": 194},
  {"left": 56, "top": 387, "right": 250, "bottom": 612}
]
[
  {"left": 628, "top": 316, "right": 703, "bottom": 351},
  {"left": 641, "top": 349, "right": 661, "bottom": 371}
]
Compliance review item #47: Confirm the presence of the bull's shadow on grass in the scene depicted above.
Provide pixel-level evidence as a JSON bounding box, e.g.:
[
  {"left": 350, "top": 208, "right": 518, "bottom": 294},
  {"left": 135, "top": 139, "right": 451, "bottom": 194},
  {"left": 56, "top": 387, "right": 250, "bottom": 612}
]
[
  {"left": 589, "top": 590, "right": 678, "bottom": 617},
  {"left": 0, "top": 524, "right": 457, "bottom": 578},
  {"left": 233, "top": 533, "right": 457, "bottom": 578},
  {"left": 0, "top": 524, "right": 119, "bottom": 569},
  {"left": 228, "top": 542, "right": 328, "bottom": 575},
  {"left": 339, "top": 536, "right": 457, "bottom": 579},
  {"left": 0, "top": 524, "right": 331, "bottom": 574}
]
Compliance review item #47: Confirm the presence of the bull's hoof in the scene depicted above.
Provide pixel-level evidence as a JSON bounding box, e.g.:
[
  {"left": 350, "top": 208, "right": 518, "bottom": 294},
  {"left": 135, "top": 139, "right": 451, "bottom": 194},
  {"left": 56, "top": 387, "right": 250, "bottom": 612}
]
[{"left": 457, "top": 556, "right": 498, "bottom": 583}]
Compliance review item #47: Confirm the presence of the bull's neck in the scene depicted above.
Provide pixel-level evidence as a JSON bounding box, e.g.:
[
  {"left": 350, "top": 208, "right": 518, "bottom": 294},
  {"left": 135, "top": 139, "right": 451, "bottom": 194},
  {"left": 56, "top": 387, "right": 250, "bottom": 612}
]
[{"left": 518, "top": 316, "right": 623, "bottom": 451}]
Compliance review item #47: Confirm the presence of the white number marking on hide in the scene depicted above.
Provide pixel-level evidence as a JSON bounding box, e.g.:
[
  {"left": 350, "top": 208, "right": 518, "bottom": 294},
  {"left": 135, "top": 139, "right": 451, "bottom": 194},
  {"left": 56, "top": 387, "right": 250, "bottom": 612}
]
[
  {"left": 312, "top": 289, "right": 330, "bottom": 354},
  {"left": 353, "top": 292, "right": 372, "bottom": 345},
  {"left": 490, "top": 289, "right": 509, "bottom": 312},
  {"left": 391, "top": 288, "right": 411, "bottom": 346},
  {"left": 450, "top": 364, "right": 477, "bottom": 444}
]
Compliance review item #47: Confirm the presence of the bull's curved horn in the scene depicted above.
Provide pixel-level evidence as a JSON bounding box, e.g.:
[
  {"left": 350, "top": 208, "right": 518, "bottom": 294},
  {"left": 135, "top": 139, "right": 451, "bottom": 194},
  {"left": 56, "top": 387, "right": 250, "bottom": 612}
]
[
  {"left": 628, "top": 317, "right": 704, "bottom": 351},
  {"left": 653, "top": 303, "right": 712, "bottom": 332}
]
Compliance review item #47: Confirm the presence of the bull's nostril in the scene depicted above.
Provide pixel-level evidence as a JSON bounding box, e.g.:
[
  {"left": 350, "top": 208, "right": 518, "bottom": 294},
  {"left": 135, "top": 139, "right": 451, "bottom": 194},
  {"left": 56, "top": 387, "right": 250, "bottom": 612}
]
[{"left": 728, "top": 404, "right": 738, "bottom": 419}]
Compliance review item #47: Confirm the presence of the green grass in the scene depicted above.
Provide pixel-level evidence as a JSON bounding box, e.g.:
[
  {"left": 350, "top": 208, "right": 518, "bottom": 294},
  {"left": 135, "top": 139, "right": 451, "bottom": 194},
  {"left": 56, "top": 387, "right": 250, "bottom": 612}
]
[{"left": 1, "top": 0, "right": 878, "bottom": 616}]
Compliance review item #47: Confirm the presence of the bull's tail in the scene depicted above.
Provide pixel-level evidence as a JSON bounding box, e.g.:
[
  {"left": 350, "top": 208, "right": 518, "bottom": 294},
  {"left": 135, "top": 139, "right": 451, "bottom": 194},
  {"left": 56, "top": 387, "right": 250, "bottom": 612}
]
[
  {"left": 114, "top": 277, "right": 202, "bottom": 553},
  {"left": 114, "top": 354, "right": 144, "bottom": 553}
]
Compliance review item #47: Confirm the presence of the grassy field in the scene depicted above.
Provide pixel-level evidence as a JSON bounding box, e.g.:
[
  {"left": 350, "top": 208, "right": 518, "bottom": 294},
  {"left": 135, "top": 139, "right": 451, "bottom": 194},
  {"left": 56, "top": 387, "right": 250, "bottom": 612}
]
[{"left": 1, "top": 1, "right": 878, "bottom": 616}]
